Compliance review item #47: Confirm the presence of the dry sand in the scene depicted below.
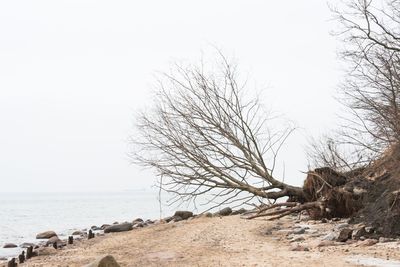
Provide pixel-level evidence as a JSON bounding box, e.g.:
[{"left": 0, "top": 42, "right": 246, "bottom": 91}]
[{"left": 3, "top": 215, "right": 400, "bottom": 267}]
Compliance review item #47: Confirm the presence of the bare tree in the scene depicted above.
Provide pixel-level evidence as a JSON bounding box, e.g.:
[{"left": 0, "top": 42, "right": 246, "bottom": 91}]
[
  {"left": 132, "top": 55, "right": 305, "bottom": 210},
  {"left": 333, "top": 0, "right": 400, "bottom": 157}
]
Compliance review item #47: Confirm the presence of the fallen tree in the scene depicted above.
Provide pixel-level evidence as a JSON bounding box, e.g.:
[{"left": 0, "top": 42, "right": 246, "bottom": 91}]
[{"left": 133, "top": 0, "right": 400, "bottom": 237}]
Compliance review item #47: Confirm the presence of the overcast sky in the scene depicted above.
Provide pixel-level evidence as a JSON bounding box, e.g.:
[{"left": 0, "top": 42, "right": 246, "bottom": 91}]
[{"left": 0, "top": 0, "right": 343, "bottom": 193}]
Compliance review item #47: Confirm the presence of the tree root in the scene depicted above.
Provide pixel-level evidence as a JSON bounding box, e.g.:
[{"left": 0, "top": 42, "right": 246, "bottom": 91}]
[{"left": 245, "top": 201, "right": 323, "bottom": 220}]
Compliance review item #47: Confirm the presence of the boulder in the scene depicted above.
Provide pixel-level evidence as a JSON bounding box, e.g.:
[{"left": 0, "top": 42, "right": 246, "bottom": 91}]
[
  {"left": 352, "top": 226, "right": 367, "bottom": 240},
  {"left": 100, "top": 224, "right": 111, "bottom": 230},
  {"left": 133, "top": 218, "right": 144, "bottom": 224},
  {"left": 3, "top": 243, "right": 17, "bottom": 248},
  {"left": 335, "top": 223, "right": 349, "bottom": 231},
  {"left": 72, "top": 230, "right": 84, "bottom": 236},
  {"left": 84, "top": 255, "right": 121, "bottom": 267},
  {"left": 337, "top": 228, "right": 353, "bottom": 242},
  {"left": 91, "top": 226, "right": 101, "bottom": 231},
  {"left": 322, "top": 232, "right": 338, "bottom": 241},
  {"left": 46, "top": 236, "right": 61, "bottom": 246},
  {"left": 218, "top": 207, "right": 232, "bottom": 216},
  {"left": 174, "top": 211, "right": 193, "bottom": 220},
  {"left": 36, "top": 231, "right": 57, "bottom": 239},
  {"left": 104, "top": 223, "right": 133, "bottom": 233}
]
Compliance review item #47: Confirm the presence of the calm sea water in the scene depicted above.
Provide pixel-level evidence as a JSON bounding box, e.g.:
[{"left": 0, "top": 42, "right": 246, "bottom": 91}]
[{"left": 0, "top": 190, "right": 174, "bottom": 258}]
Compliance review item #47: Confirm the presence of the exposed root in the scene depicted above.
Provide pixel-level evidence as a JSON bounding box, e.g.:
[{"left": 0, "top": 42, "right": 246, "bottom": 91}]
[{"left": 245, "top": 201, "right": 323, "bottom": 220}]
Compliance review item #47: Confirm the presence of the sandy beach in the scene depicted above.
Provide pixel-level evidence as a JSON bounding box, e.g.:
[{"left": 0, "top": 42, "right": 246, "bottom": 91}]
[{"left": 3, "top": 214, "right": 400, "bottom": 267}]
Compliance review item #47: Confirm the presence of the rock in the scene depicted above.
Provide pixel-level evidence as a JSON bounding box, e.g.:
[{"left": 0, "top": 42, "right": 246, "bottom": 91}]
[
  {"left": 335, "top": 223, "right": 349, "bottom": 231},
  {"left": 358, "top": 238, "right": 378, "bottom": 246},
  {"left": 91, "top": 226, "right": 101, "bottom": 231},
  {"left": 36, "top": 231, "right": 57, "bottom": 239},
  {"left": 3, "top": 243, "right": 17, "bottom": 248},
  {"left": 113, "top": 222, "right": 119, "bottom": 225},
  {"left": 365, "top": 226, "right": 375, "bottom": 234},
  {"left": 352, "top": 226, "right": 367, "bottom": 240},
  {"left": 0, "top": 257, "right": 7, "bottom": 261},
  {"left": 174, "top": 211, "right": 193, "bottom": 220},
  {"left": 104, "top": 223, "right": 133, "bottom": 233},
  {"left": 337, "top": 228, "right": 353, "bottom": 242},
  {"left": 34, "top": 247, "right": 57, "bottom": 256},
  {"left": 72, "top": 230, "right": 84, "bottom": 236},
  {"left": 322, "top": 232, "right": 338, "bottom": 241},
  {"left": 320, "top": 218, "right": 328, "bottom": 223},
  {"left": 293, "top": 228, "right": 306, "bottom": 235},
  {"left": 100, "top": 224, "right": 111, "bottom": 230},
  {"left": 133, "top": 222, "right": 145, "bottom": 228},
  {"left": 290, "top": 244, "right": 309, "bottom": 251},
  {"left": 290, "top": 236, "right": 305, "bottom": 243},
  {"left": 132, "top": 218, "right": 144, "bottom": 224},
  {"left": 83, "top": 255, "right": 121, "bottom": 267},
  {"left": 145, "top": 219, "right": 154, "bottom": 224},
  {"left": 20, "top": 242, "right": 35, "bottom": 248},
  {"left": 46, "top": 236, "right": 61, "bottom": 246},
  {"left": 231, "top": 208, "right": 247, "bottom": 215},
  {"left": 218, "top": 207, "right": 232, "bottom": 216}
]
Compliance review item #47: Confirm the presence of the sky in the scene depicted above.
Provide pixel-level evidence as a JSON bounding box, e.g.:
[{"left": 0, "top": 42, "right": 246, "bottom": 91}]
[{"left": 0, "top": 0, "right": 343, "bottom": 193}]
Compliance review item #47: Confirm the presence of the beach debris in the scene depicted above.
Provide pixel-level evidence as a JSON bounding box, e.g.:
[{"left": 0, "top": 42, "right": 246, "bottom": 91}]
[
  {"left": 7, "top": 258, "right": 17, "bottom": 267},
  {"left": 36, "top": 230, "right": 57, "bottom": 239},
  {"left": 3, "top": 243, "right": 17, "bottom": 248},
  {"left": 337, "top": 228, "right": 353, "bottom": 242},
  {"left": 174, "top": 211, "right": 194, "bottom": 220},
  {"left": 88, "top": 230, "right": 95, "bottom": 239},
  {"left": 104, "top": 222, "right": 133, "bottom": 233},
  {"left": 18, "top": 251, "right": 25, "bottom": 264},
  {"left": 217, "top": 207, "right": 232, "bottom": 216},
  {"left": 83, "top": 255, "right": 121, "bottom": 267}
]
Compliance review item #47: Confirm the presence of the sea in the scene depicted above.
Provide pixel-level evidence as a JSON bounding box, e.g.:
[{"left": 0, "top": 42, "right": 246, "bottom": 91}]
[{"left": 0, "top": 189, "right": 184, "bottom": 258}]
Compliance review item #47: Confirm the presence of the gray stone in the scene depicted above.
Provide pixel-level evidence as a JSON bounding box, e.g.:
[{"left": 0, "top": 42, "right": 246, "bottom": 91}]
[
  {"left": 218, "top": 207, "right": 232, "bottom": 216},
  {"left": 83, "top": 255, "right": 121, "bottom": 267},
  {"left": 174, "top": 211, "right": 193, "bottom": 220},
  {"left": 337, "top": 228, "right": 353, "bottom": 242},
  {"left": 290, "top": 236, "right": 305, "bottom": 243},
  {"left": 36, "top": 231, "right": 57, "bottom": 239},
  {"left": 133, "top": 218, "right": 144, "bottom": 224},
  {"left": 3, "top": 243, "right": 17, "bottom": 248},
  {"left": 46, "top": 236, "right": 61, "bottom": 246},
  {"left": 72, "top": 230, "right": 84, "bottom": 236},
  {"left": 322, "top": 232, "right": 338, "bottom": 241},
  {"left": 335, "top": 223, "right": 349, "bottom": 231},
  {"left": 352, "top": 226, "right": 367, "bottom": 240},
  {"left": 379, "top": 237, "right": 394, "bottom": 243},
  {"left": 231, "top": 208, "right": 247, "bottom": 215},
  {"left": 100, "top": 224, "right": 111, "bottom": 230},
  {"left": 293, "top": 228, "right": 306, "bottom": 235},
  {"left": 104, "top": 223, "right": 133, "bottom": 233}
]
